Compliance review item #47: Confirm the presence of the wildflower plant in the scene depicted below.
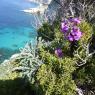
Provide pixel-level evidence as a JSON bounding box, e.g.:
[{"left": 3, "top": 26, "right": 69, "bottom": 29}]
[
  {"left": 7, "top": 15, "right": 94, "bottom": 95},
  {"left": 61, "top": 17, "right": 82, "bottom": 42}
]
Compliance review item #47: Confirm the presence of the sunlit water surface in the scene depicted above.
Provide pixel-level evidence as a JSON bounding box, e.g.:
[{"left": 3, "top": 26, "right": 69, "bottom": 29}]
[{"left": 0, "top": 0, "right": 38, "bottom": 62}]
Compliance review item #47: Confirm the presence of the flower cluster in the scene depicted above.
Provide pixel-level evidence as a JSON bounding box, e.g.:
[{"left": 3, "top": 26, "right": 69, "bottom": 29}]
[
  {"left": 61, "top": 17, "right": 82, "bottom": 41},
  {"left": 54, "top": 17, "right": 83, "bottom": 58}
]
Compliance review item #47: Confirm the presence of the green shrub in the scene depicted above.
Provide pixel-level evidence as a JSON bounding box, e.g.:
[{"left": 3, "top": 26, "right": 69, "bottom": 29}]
[
  {"left": 74, "top": 56, "right": 95, "bottom": 91},
  {"left": 73, "top": 21, "right": 95, "bottom": 93},
  {"left": 79, "top": 20, "right": 92, "bottom": 45},
  {"left": 35, "top": 19, "right": 95, "bottom": 94},
  {"left": 38, "top": 23, "right": 54, "bottom": 41},
  {"left": 0, "top": 59, "right": 31, "bottom": 95},
  {"left": 0, "top": 18, "right": 93, "bottom": 95},
  {"left": 0, "top": 70, "right": 31, "bottom": 95},
  {"left": 31, "top": 50, "right": 76, "bottom": 95}
]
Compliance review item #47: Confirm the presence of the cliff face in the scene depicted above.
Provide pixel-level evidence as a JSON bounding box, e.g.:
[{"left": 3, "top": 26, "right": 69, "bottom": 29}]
[
  {"left": 52, "top": 0, "right": 95, "bottom": 21},
  {"left": 44, "top": 0, "right": 60, "bottom": 22},
  {"left": 45, "top": 0, "right": 71, "bottom": 22}
]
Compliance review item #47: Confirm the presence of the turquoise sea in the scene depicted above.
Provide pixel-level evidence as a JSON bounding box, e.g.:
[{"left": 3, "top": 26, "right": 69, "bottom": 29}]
[{"left": 0, "top": 0, "right": 38, "bottom": 62}]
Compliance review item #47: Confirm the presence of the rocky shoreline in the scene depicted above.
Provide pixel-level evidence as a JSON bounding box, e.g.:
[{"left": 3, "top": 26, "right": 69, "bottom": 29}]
[{"left": 22, "top": 0, "right": 52, "bottom": 14}]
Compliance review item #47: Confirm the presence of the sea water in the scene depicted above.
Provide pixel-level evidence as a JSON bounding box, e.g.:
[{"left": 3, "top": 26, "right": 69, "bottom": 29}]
[{"left": 0, "top": 0, "right": 38, "bottom": 62}]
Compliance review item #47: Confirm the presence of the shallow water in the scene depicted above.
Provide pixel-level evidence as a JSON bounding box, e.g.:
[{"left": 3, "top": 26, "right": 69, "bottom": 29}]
[{"left": 0, "top": 0, "right": 38, "bottom": 62}]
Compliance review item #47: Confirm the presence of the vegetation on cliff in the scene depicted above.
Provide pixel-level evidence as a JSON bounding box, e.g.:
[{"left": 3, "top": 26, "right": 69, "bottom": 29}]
[{"left": 0, "top": 0, "right": 95, "bottom": 95}]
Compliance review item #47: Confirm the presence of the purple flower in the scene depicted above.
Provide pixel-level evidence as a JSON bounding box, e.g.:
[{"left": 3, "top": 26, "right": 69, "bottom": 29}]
[
  {"left": 68, "top": 27, "right": 82, "bottom": 41},
  {"left": 62, "top": 25, "right": 69, "bottom": 32},
  {"left": 73, "top": 30, "right": 82, "bottom": 41},
  {"left": 61, "top": 17, "right": 82, "bottom": 42},
  {"left": 61, "top": 22, "right": 69, "bottom": 33},
  {"left": 68, "top": 17, "right": 74, "bottom": 22},
  {"left": 55, "top": 48, "right": 63, "bottom": 58},
  {"left": 68, "top": 34, "right": 74, "bottom": 41},
  {"left": 68, "top": 17, "right": 81, "bottom": 24},
  {"left": 72, "top": 18, "right": 81, "bottom": 24}
]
